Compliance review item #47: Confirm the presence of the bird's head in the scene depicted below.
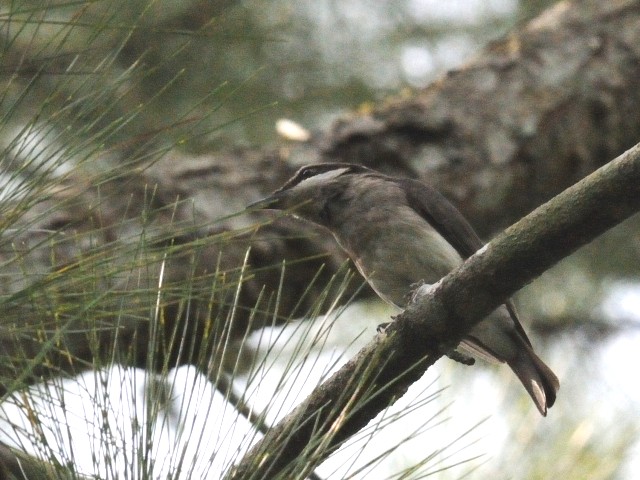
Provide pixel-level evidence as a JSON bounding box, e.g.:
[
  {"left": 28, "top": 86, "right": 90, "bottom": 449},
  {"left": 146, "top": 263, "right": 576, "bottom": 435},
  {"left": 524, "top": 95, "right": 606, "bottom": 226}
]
[{"left": 248, "top": 163, "right": 372, "bottom": 225}]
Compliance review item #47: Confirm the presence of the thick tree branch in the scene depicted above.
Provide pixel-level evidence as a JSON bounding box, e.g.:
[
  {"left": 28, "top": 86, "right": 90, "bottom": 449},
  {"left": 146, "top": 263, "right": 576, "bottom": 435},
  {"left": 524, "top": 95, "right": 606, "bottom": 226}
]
[
  {"left": 225, "top": 142, "right": 640, "bottom": 479},
  {"left": 0, "top": 441, "right": 93, "bottom": 480},
  {"left": 320, "top": 0, "right": 640, "bottom": 231}
]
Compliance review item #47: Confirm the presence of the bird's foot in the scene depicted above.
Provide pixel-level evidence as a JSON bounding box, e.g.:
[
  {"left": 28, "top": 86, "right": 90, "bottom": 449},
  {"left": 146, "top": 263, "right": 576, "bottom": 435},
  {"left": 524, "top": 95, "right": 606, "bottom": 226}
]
[
  {"left": 376, "top": 322, "right": 391, "bottom": 333},
  {"left": 445, "top": 349, "right": 475, "bottom": 366},
  {"left": 407, "top": 279, "right": 436, "bottom": 304}
]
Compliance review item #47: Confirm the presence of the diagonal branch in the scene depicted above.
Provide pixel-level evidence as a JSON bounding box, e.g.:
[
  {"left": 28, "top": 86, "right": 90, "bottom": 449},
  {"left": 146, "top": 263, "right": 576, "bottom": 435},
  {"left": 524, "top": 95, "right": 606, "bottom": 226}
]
[{"left": 225, "top": 141, "right": 640, "bottom": 479}]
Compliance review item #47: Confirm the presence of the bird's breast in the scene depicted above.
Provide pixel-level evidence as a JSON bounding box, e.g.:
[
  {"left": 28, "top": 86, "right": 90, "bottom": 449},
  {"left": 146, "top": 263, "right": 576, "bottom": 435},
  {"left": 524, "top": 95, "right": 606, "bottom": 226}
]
[{"left": 334, "top": 206, "right": 463, "bottom": 307}]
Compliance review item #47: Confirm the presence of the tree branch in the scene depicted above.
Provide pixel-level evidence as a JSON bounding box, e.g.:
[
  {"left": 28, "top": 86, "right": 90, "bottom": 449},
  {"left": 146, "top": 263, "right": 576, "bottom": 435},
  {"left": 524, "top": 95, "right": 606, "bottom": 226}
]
[{"left": 225, "top": 141, "right": 640, "bottom": 479}]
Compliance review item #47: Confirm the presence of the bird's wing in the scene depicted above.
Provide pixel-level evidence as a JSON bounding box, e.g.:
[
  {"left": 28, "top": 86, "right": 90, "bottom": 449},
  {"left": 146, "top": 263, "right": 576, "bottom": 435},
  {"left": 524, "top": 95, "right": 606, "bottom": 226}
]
[
  {"left": 396, "top": 177, "right": 533, "bottom": 348},
  {"left": 397, "top": 177, "right": 483, "bottom": 258}
]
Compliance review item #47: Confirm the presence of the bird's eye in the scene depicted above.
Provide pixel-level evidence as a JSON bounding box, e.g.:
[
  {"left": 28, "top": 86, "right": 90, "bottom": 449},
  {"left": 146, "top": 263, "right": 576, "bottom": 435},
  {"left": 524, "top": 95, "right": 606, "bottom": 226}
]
[
  {"left": 300, "top": 168, "right": 315, "bottom": 180},
  {"left": 294, "top": 168, "right": 317, "bottom": 184}
]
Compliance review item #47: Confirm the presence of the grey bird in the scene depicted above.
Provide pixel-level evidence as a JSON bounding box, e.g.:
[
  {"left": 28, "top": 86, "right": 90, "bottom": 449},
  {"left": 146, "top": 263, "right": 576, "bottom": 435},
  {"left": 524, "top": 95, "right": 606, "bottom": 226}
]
[{"left": 249, "top": 163, "right": 559, "bottom": 416}]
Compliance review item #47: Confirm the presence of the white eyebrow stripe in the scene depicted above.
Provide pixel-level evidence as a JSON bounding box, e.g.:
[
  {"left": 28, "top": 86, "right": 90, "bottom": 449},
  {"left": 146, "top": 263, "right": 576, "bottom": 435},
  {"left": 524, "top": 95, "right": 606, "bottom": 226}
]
[{"left": 296, "top": 167, "right": 351, "bottom": 188}]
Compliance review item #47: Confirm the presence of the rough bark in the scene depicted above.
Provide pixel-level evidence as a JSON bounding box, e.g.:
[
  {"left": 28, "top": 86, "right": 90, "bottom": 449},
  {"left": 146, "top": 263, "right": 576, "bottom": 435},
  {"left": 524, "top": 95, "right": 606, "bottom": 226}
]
[{"left": 320, "top": 0, "right": 640, "bottom": 233}]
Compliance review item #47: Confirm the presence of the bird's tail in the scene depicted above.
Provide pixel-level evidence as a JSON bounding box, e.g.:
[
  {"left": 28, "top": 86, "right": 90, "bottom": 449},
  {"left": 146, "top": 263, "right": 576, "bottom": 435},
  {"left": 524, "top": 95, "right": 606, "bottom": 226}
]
[{"left": 507, "top": 339, "right": 560, "bottom": 416}]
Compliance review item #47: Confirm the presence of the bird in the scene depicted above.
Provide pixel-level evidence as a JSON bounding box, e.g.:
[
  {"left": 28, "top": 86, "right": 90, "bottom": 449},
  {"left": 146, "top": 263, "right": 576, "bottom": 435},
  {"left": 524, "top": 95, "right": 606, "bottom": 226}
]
[{"left": 248, "top": 163, "right": 559, "bottom": 416}]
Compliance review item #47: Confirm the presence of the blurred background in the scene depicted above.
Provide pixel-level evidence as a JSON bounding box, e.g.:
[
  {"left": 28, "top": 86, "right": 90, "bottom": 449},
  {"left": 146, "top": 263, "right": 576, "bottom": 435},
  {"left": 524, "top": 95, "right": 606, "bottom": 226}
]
[{"left": 0, "top": 0, "right": 639, "bottom": 479}]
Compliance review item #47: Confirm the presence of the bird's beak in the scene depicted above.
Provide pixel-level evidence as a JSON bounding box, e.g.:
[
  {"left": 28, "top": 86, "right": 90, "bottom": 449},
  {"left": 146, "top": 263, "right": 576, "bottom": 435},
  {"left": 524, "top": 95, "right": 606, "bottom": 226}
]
[{"left": 246, "top": 192, "right": 282, "bottom": 211}]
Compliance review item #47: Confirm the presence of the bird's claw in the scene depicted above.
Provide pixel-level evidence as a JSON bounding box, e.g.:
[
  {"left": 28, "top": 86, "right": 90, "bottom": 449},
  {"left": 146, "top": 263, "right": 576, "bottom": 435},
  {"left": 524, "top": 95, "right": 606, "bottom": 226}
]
[
  {"left": 376, "top": 322, "right": 391, "bottom": 333},
  {"left": 446, "top": 349, "right": 475, "bottom": 366}
]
